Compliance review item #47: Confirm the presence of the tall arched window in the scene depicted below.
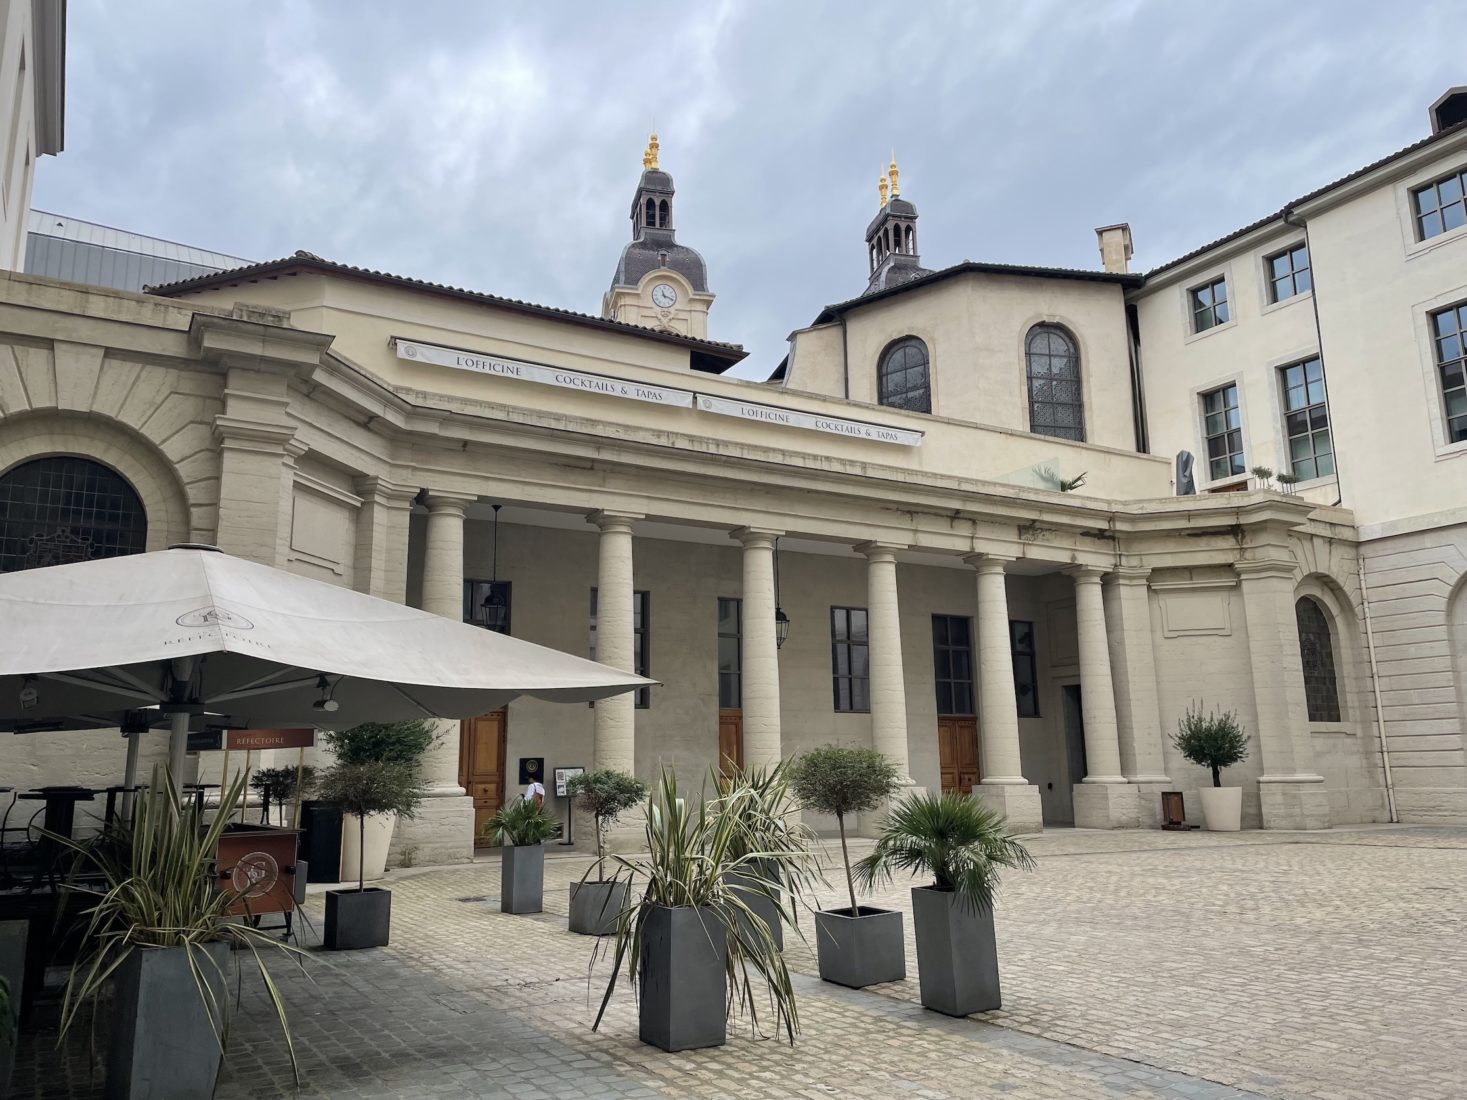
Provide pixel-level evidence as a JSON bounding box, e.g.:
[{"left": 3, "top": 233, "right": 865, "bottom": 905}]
[
  {"left": 658, "top": 200, "right": 670, "bottom": 228},
  {"left": 1295, "top": 596, "right": 1341, "bottom": 722},
  {"left": 644, "top": 198, "right": 656, "bottom": 227},
  {"left": 878, "top": 337, "right": 931, "bottom": 413},
  {"left": 0, "top": 456, "right": 148, "bottom": 573},
  {"left": 1025, "top": 325, "right": 1085, "bottom": 441}
]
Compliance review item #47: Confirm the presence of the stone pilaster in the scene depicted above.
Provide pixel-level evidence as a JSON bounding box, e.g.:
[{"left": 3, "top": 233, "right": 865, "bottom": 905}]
[
  {"left": 734, "top": 527, "right": 783, "bottom": 771},
  {"left": 1067, "top": 565, "right": 1134, "bottom": 829},
  {"left": 591, "top": 510, "right": 642, "bottom": 776},
  {"left": 1103, "top": 567, "right": 1171, "bottom": 827},
  {"left": 352, "top": 475, "right": 415, "bottom": 604}
]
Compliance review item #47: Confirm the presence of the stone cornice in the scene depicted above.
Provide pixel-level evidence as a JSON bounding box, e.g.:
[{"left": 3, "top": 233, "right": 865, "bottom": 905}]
[{"left": 189, "top": 310, "right": 336, "bottom": 374}]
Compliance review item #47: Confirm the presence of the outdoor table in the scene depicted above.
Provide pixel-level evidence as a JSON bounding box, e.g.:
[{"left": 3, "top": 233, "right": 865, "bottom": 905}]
[
  {"left": 181, "top": 782, "right": 220, "bottom": 816},
  {"left": 103, "top": 784, "right": 146, "bottom": 824},
  {"left": 19, "top": 786, "right": 98, "bottom": 889}
]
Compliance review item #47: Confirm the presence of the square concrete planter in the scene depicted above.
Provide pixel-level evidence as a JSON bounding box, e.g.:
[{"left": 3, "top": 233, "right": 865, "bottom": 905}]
[
  {"left": 911, "top": 886, "right": 1000, "bottom": 1016},
  {"left": 726, "top": 860, "right": 783, "bottom": 953},
  {"left": 814, "top": 906, "right": 905, "bottom": 988},
  {"left": 638, "top": 905, "right": 727, "bottom": 1052},
  {"left": 324, "top": 886, "right": 392, "bottom": 950},
  {"left": 501, "top": 844, "right": 545, "bottom": 914},
  {"left": 569, "top": 879, "right": 628, "bottom": 936},
  {"left": 106, "top": 941, "right": 230, "bottom": 1100}
]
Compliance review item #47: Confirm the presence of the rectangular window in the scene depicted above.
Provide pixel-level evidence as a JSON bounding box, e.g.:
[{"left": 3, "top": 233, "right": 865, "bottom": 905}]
[
  {"left": 590, "top": 588, "right": 650, "bottom": 709},
  {"left": 1266, "top": 243, "right": 1311, "bottom": 302},
  {"left": 1010, "top": 620, "right": 1039, "bottom": 718},
  {"left": 717, "top": 597, "right": 741, "bottom": 710},
  {"left": 1190, "top": 276, "right": 1229, "bottom": 333},
  {"left": 1201, "top": 384, "right": 1245, "bottom": 481},
  {"left": 830, "top": 606, "right": 870, "bottom": 713},
  {"left": 462, "top": 579, "right": 511, "bottom": 633},
  {"left": 1432, "top": 301, "right": 1467, "bottom": 444},
  {"left": 1280, "top": 357, "right": 1334, "bottom": 480},
  {"left": 1412, "top": 167, "right": 1467, "bottom": 241},
  {"left": 931, "top": 615, "right": 975, "bottom": 717}
]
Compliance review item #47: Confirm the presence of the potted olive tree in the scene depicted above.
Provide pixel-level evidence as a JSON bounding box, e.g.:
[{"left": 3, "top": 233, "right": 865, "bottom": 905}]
[
  {"left": 315, "top": 760, "right": 425, "bottom": 949},
  {"left": 786, "top": 745, "right": 904, "bottom": 989},
  {"left": 250, "top": 765, "right": 315, "bottom": 826},
  {"left": 1172, "top": 701, "right": 1250, "bottom": 831},
  {"left": 484, "top": 798, "right": 560, "bottom": 914},
  {"left": 593, "top": 768, "right": 799, "bottom": 1052},
  {"left": 856, "top": 791, "right": 1034, "bottom": 1016},
  {"left": 322, "top": 720, "right": 435, "bottom": 882},
  {"left": 565, "top": 769, "right": 646, "bottom": 935}
]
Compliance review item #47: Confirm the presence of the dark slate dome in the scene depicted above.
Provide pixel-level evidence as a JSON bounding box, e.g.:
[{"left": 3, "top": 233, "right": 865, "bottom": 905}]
[{"left": 612, "top": 234, "right": 710, "bottom": 293}]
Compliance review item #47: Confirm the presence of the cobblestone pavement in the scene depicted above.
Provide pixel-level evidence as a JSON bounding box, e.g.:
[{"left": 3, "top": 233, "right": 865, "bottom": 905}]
[{"left": 15, "top": 825, "right": 1465, "bottom": 1099}]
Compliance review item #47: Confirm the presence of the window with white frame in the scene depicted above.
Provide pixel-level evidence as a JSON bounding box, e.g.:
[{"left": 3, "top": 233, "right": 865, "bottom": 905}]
[
  {"left": 1411, "top": 167, "right": 1467, "bottom": 241},
  {"left": 1189, "top": 276, "right": 1229, "bottom": 332},
  {"left": 1265, "top": 244, "right": 1311, "bottom": 303},
  {"left": 1201, "top": 383, "right": 1245, "bottom": 480},
  {"left": 1280, "top": 357, "right": 1334, "bottom": 479},
  {"left": 1431, "top": 300, "right": 1467, "bottom": 444}
]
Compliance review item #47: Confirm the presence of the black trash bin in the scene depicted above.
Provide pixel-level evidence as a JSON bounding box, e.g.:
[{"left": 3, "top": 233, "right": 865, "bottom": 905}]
[{"left": 298, "top": 800, "right": 344, "bottom": 883}]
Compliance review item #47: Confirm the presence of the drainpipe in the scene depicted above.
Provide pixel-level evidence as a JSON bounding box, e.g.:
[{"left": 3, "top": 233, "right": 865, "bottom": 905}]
[
  {"left": 1281, "top": 207, "right": 1344, "bottom": 508},
  {"left": 839, "top": 313, "right": 851, "bottom": 400},
  {"left": 1356, "top": 556, "right": 1399, "bottom": 823},
  {"left": 1125, "top": 302, "right": 1149, "bottom": 453}
]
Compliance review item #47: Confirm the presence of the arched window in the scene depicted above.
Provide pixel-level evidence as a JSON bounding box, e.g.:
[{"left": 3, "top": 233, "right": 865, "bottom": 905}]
[
  {"left": 905, "top": 225, "right": 914, "bottom": 251},
  {"left": 644, "top": 198, "right": 656, "bottom": 227},
  {"left": 1025, "top": 325, "right": 1085, "bottom": 441},
  {"left": 0, "top": 456, "right": 148, "bottom": 573},
  {"left": 1295, "top": 597, "right": 1341, "bottom": 722},
  {"left": 878, "top": 337, "right": 931, "bottom": 413},
  {"left": 658, "top": 200, "right": 669, "bottom": 228}
]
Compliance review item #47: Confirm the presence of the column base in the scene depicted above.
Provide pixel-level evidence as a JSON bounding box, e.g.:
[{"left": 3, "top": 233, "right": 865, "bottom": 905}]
[
  {"left": 1072, "top": 781, "right": 1139, "bottom": 830},
  {"left": 392, "top": 792, "right": 475, "bottom": 866},
  {"left": 971, "top": 783, "right": 1044, "bottom": 835},
  {"left": 1258, "top": 775, "right": 1331, "bottom": 831},
  {"left": 1127, "top": 779, "right": 1173, "bottom": 829}
]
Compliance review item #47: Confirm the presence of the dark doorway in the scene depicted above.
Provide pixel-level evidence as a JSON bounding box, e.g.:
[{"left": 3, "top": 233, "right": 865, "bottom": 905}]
[{"left": 1062, "top": 684, "right": 1088, "bottom": 788}]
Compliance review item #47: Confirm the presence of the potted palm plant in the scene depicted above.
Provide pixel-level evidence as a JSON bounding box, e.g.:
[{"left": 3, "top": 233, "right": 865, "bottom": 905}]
[
  {"left": 1172, "top": 701, "right": 1250, "bottom": 831},
  {"left": 593, "top": 769, "right": 799, "bottom": 1052},
  {"left": 786, "top": 745, "right": 904, "bottom": 988},
  {"left": 52, "top": 769, "right": 306, "bottom": 1099},
  {"left": 315, "top": 760, "right": 426, "bottom": 949},
  {"left": 856, "top": 791, "right": 1034, "bottom": 1016},
  {"left": 484, "top": 798, "right": 559, "bottom": 914},
  {"left": 565, "top": 769, "right": 646, "bottom": 935},
  {"left": 322, "top": 720, "right": 435, "bottom": 882}
]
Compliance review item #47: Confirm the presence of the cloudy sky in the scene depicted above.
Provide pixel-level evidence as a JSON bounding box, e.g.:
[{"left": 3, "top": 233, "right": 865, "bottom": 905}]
[{"left": 34, "top": 1, "right": 1461, "bottom": 378}]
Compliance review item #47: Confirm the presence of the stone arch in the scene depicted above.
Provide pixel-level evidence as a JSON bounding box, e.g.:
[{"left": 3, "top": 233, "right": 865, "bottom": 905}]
[{"left": 0, "top": 411, "right": 196, "bottom": 550}]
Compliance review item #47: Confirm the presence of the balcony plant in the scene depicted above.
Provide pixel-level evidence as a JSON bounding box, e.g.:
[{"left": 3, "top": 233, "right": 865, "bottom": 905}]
[
  {"left": 51, "top": 769, "right": 307, "bottom": 1099},
  {"left": 314, "top": 760, "right": 426, "bottom": 949},
  {"left": 592, "top": 768, "right": 799, "bottom": 1052},
  {"left": 855, "top": 791, "right": 1034, "bottom": 1016},
  {"left": 483, "top": 797, "right": 560, "bottom": 915},
  {"left": 321, "top": 720, "right": 436, "bottom": 883},
  {"left": 565, "top": 769, "right": 647, "bottom": 935},
  {"left": 1172, "top": 701, "right": 1250, "bottom": 831},
  {"left": 786, "top": 745, "right": 904, "bottom": 989}
]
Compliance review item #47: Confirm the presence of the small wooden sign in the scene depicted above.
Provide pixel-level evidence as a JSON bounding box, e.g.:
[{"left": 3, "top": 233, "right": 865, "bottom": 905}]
[{"left": 225, "top": 728, "right": 315, "bottom": 751}]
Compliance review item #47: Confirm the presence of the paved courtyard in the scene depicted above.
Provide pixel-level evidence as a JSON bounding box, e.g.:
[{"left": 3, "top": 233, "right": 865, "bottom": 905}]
[{"left": 16, "top": 824, "right": 1466, "bottom": 1099}]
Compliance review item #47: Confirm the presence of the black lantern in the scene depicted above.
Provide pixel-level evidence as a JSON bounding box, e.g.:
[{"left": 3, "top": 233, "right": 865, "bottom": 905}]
[
  {"left": 774, "top": 537, "right": 791, "bottom": 649},
  {"left": 482, "top": 504, "right": 509, "bottom": 633}
]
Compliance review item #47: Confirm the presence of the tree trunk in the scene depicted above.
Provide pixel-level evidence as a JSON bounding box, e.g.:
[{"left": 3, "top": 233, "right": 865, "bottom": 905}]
[
  {"left": 358, "top": 811, "right": 367, "bottom": 892},
  {"left": 837, "top": 813, "right": 859, "bottom": 918},
  {"left": 595, "top": 812, "right": 604, "bottom": 880},
  {"left": 1211, "top": 765, "right": 1221, "bottom": 788}
]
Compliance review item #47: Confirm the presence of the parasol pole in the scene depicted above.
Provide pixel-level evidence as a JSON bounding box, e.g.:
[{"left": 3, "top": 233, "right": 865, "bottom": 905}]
[
  {"left": 290, "top": 746, "right": 305, "bottom": 829},
  {"left": 167, "top": 655, "right": 196, "bottom": 792},
  {"left": 238, "top": 749, "right": 252, "bottom": 824},
  {"left": 120, "top": 727, "right": 142, "bottom": 820}
]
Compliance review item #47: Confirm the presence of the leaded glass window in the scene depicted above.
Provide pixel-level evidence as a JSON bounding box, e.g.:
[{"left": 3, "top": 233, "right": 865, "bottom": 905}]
[
  {"left": 0, "top": 456, "right": 147, "bottom": 573},
  {"left": 1025, "top": 325, "right": 1085, "bottom": 442},
  {"left": 877, "top": 337, "right": 931, "bottom": 413},
  {"left": 830, "top": 606, "right": 870, "bottom": 712},
  {"left": 717, "top": 597, "right": 741, "bottom": 710},
  {"left": 1295, "top": 597, "right": 1341, "bottom": 723},
  {"left": 1431, "top": 301, "right": 1467, "bottom": 444},
  {"left": 1412, "top": 167, "right": 1467, "bottom": 241},
  {"left": 1280, "top": 358, "right": 1334, "bottom": 480}
]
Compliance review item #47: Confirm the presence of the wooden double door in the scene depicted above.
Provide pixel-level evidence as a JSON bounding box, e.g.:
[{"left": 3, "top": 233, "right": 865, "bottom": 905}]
[
  {"left": 938, "top": 716, "right": 981, "bottom": 795},
  {"left": 459, "top": 709, "right": 507, "bottom": 847}
]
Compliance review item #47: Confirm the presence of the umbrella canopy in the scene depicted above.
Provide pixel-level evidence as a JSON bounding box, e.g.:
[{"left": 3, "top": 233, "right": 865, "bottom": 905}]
[{"left": 0, "top": 546, "right": 650, "bottom": 735}]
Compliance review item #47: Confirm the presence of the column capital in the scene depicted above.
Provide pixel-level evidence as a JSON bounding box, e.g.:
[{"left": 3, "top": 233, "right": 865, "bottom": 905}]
[
  {"left": 964, "top": 553, "right": 1013, "bottom": 574},
  {"left": 855, "top": 540, "right": 905, "bottom": 562},
  {"left": 732, "top": 526, "right": 783, "bottom": 549},
  {"left": 353, "top": 475, "right": 417, "bottom": 508},
  {"left": 1103, "top": 565, "right": 1152, "bottom": 586},
  {"left": 1233, "top": 559, "right": 1299, "bottom": 582},
  {"left": 423, "top": 491, "right": 477, "bottom": 517},
  {"left": 1064, "top": 564, "right": 1106, "bottom": 583},
  {"left": 589, "top": 509, "right": 644, "bottom": 533}
]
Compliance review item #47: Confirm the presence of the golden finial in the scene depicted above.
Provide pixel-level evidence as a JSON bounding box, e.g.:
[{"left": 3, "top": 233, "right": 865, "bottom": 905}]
[
  {"left": 888, "top": 151, "right": 899, "bottom": 198},
  {"left": 643, "top": 130, "right": 660, "bottom": 171},
  {"left": 878, "top": 173, "right": 889, "bottom": 209}
]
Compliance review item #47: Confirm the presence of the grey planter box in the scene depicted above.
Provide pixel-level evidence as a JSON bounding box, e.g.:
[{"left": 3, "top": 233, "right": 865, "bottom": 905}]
[
  {"left": 726, "top": 860, "right": 783, "bottom": 953},
  {"left": 911, "top": 886, "right": 1001, "bottom": 1016},
  {"left": 638, "top": 905, "right": 727, "bottom": 1052},
  {"left": 324, "top": 887, "right": 392, "bottom": 950},
  {"left": 814, "top": 906, "right": 905, "bottom": 988},
  {"left": 501, "top": 844, "right": 545, "bottom": 914},
  {"left": 106, "top": 941, "right": 230, "bottom": 1100},
  {"left": 569, "top": 879, "right": 628, "bottom": 936},
  {"left": 0, "top": 918, "right": 26, "bottom": 1097}
]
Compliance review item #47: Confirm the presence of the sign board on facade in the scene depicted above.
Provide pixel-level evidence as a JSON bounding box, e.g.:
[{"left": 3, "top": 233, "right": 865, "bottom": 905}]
[
  {"left": 695, "top": 393, "right": 923, "bottom": 447},
  {"left": 554, "top": 766, "right": 584, "bottom": 798},
  {"left": 225, "top": 728, "right": 316, "bottom": 751},
  {"left": 394, "top": 338, "right": 696, "bottom": 408}
]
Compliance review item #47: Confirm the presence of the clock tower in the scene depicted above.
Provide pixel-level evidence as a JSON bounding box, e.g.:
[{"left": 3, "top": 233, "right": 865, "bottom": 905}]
[{"left": 602, "top": 132, "right": 715, "bottom": 339}]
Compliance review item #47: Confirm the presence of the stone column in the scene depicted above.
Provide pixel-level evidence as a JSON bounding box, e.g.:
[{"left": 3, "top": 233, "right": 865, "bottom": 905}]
[
  {"left": 857, "top": 543, "right": 913, "bottom": 783},
  {"left": 966, "top": 554, "right": 1044, "bottom": 834},
  {"left": 591, "top": 511, "right": 642, "bottom": 776},
  {"left": 1234, "top": 560, "right": 1329, "bottom": 830},
  {"left": 399, "top": 491, "right": 477, "bottom": 865},
  {"left": 213, "top": 418, "right": 297, "bottom": 566},
  {"left": 734, "top": 527, "right": 783, "bottom": 771},
  {"left": 1103, "top": 567, "right": 1171, "bottom": 826},
  {"left": 1067, "top": 565, "right": 1136, "bottom": 829}
]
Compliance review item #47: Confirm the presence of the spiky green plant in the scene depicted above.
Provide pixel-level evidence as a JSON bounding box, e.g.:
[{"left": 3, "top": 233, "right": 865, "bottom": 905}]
[
  {"left": 854, "top": 791, "right": 1035, "bottom": 915},
  {"left": 592, "top": 768, "right": 802, "bottom": 1045},
  {"left": 711, "top": 759, "right": 822, "bottom": 916},
  {"left": 786, "top": 745, "right": 901, "bottom": 917},
  {"left": 51, "top": 768, "right": 309, "bottom": 1080},
  {"left": 484, "top": 797, "right": 560, "bottom": 847}
]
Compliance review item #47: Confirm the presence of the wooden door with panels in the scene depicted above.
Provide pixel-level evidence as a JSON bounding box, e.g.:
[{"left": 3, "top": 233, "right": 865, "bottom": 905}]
[
  {"left": 718, "top": 711, "right": 744, "bottom": 778},
  {"left": 459, "top": 709, "right": 507, "bottom": 847},
  {"left": 937, "top": 717, "right": 981, "bottom": 795}
]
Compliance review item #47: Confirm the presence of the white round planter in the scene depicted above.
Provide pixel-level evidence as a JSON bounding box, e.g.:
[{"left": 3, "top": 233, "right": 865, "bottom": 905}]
[
  {"left": 340, "top": 811, "right": 398, "bottom": 882},
  {"left": 1198, "top": 786, "right": 1242, "bottom": 832}
]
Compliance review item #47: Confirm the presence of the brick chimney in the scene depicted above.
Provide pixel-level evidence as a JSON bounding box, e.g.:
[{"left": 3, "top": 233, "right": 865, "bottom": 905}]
[{"left": 1095, "top": 223, "right": 1133, "bottom": 274}]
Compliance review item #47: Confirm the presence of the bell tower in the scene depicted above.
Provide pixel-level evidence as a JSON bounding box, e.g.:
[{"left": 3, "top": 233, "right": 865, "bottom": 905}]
[
  {"left": 603, "top": 132, "right": 715, "bottom": 339},
  {"left": 863, "top": 155, "right": 932, "bottom": 295}
]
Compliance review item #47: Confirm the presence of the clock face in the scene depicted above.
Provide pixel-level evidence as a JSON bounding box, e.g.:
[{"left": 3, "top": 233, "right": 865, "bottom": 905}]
[{"left": 651, "top": 283, "right": 678, "bottom": 308}]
